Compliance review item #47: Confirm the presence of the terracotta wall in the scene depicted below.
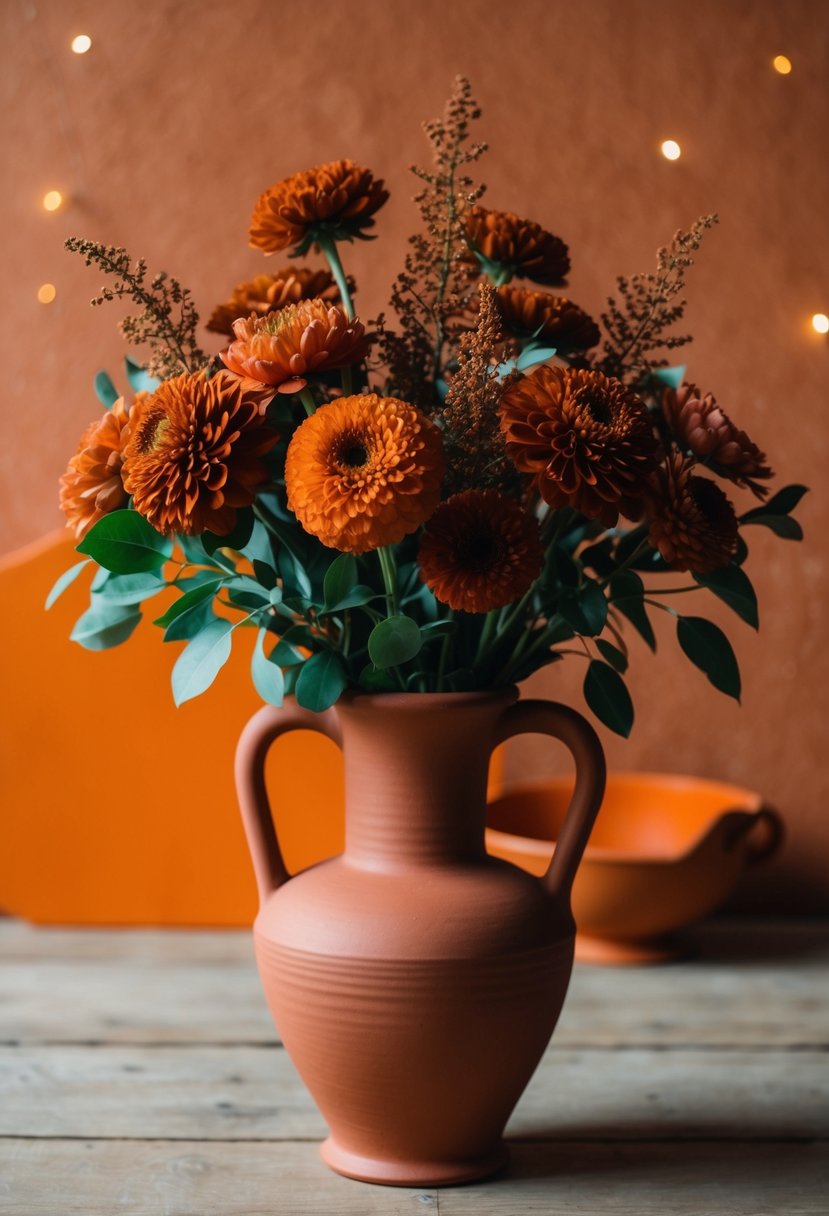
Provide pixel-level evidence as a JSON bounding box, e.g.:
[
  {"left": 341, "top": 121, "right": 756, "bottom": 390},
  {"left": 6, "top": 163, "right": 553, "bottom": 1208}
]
[{"left": 2, "top": 0, "right": 827, "bottom": 909}]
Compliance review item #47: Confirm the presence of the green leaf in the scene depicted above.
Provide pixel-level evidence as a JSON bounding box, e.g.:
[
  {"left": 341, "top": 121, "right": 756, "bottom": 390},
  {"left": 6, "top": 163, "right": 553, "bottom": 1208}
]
[
  {"left": 515, "top": 344, "right": 557, "bottom": 371},
  {"left": 92, "top": 570, "right": 165, "bottom": 606},
  {"left": 677, "top": 616, "right": 741, "bottom": 701},
  {"left": 71, "top": 601, "right": 141, "bottom": 651},
  {"left": 740, "top": 514, "right": 803, "bottom": 541},
  {"left": 154, "top": 580, "right": 223, "bottom": 641},
  {"left": 77, "top": 510, "right": 172, "bottom": 574},
  {"left": 741, "top": 484, "right": 808, "bottom": 521},
  {"left": 171, "top": 619, "right": 234, "bottom": 706},
  {"left": 322, "top": 585, "right": 380, "bottom": 614},
  {"left": 583, "top": 661, "right": 634, "bottom": 737},
  {"left": 323, "top": 553, "right": 357, "bottom": 611},
  {"left": 203, "top": 509, "right": 254, "bottom": 556},
  {"left": 124, "top": 355, "right": 160, "bottom": 395},
  {"left": 368, "top": 615, "right": 422, "bottom": 668},
  {"left": 693, "top": 565, "right": 758, "bottom": 629},
  {"left": 94, "top": 370, "right": 119, "bottom": 409},
  {"left": 610, "top": 571, "right": 656, "bottom": 651},
  {"left": 295, "top": 650, "right": 348, "bottom": 712},
  {"left": 651, "top": 364, "right": 686, "bottom": 390},
  {"left": 596, "top": 638, "right": 628, "bottom": 673},
  {"left": 45, "top": 559, "right": 91, "bottom": 609},
  {"left": 358, "top": 663, "right": 400, "bottom": 692},
  {"left": 251, "top": 629, "right": 285, "bottom": 707}
]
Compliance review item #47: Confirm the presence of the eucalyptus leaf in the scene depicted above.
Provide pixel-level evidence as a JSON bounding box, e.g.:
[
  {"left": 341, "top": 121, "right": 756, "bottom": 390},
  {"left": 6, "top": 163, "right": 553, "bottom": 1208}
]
[
  {"left": 94, "top": 370, "right": 119, "bottom": 409},
  {"left": 45, "top": 559, "right": 91, "bottom": 609},
  {"left": 251, "top": 629, "right": 285, "bottom": 707},
  {"left": 323, "top": 553, "right": 357, "bottom": 612},
  {"left": 171, "top": 619, "right": 234, "bottom": 706},
  {"left": 77, "top": 510, "right": 172, "bottom": 574},
  {"left": 154, "top": 581, "right": 221, "bottom": 642},
  {"left": 741, "top": 484, "right": 808, "bottom": 521},
  {"left": 584, "top": 660, "right": 634, "bottom": 737},
  {"left": 124, "top": 355, "right": 160, "bottom": 395},
  {"left": 651, "top": 364, "right": 687, "bottom": 390},
  {"left": 358, "top": 664, "right": 399, "bottom": 692},
  {"left": 609, "top": 571, "right": 656, "bottom": 651},
  {"left": 693, "top": 566, "right": 758, "bottom": 629},
  {"left": 368, "top": 615, "right": 422, "bottom": 668},
  {"left": 71, "top": 601, "right": 141, "bottom": 651},
  {"left": 322, "top": 585, "right": 380, "bottom": 614},
  {"left": 677, "top": 616, "right": 741, "bottom": 701},
  {"left": 740, "top": 514, "right": 803, "bottom": 541},
  {"left": 295, "top": 650, "right": 348, "bottom": 712},
  {"left": 92, "top": 570, "right": 166, "bottom": 606}
]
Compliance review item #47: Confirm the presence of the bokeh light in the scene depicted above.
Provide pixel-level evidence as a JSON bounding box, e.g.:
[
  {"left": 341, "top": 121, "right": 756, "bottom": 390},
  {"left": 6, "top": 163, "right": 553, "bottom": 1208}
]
[
  {"left": 37, "top": 283, "right": 57, "bottom": 304},
  {"left": 70, "top": 34, "right": 92, "bottom": 54},
  {"left": 660, "top": 140, "right": 681, "bottom": 161},
  {"left": 42, "top": 190, "right": 63, "bottom": 212},
  {"left": 772, "top": 55, "right": 792, "bottom": 75},
  {"left": 811, "top": 313, "right": 829, "bottom": 335}
]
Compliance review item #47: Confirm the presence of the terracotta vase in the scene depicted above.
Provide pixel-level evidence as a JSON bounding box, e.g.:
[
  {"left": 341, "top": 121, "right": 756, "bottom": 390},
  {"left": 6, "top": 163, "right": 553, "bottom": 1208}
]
[{"left": 235, "top": 688, "right": 605, "bottom": 1186}]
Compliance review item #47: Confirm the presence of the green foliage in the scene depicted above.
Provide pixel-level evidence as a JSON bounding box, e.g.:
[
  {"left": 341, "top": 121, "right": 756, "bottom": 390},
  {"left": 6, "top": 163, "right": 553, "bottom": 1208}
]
[
  {"left": 94, "top": 371, "right": 119, "bottom": 410},
  {"left": 368, "top": 616, "right": 423, "bottom": 668},
  {"left": 583, "top": 660, "right": 634, "bottom": 738},
  {"left": 77, "top": 510, "right": 172, "bottom": 574},
  {"left": 45, "top": 560, "right": 91, "bottom": 609},
  {"left": 693, "top": 566, "right": 758, "bottom": 629},
  {"left": 171, "top": 620, "right": 234, "bottom": 706},
  {"left": 251, "top": 630, "right": 285, "bottom": 707},
  {"left": 71, "top": 600, "right": 142, "bottom": 650},
  {"left": 295, "top": 651, "right": 348, "bottom": 712},
  {"left": 677, "top": 616, "right": 741, "bottom": 701}
]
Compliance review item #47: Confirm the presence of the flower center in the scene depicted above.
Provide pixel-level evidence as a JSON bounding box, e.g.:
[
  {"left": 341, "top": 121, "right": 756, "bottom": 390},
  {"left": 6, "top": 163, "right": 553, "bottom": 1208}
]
[
  {"left": 334, "top": 431, "right": 371, "bottom": 470},
  {"left": 460, "top": 527, "right": 499, "bottom": 570},
  {"left": 134, "top": 410, "right": 169, "bottom": 454},
  {"left": 576, "top": 387, "right": 612, "bottom": 425}
]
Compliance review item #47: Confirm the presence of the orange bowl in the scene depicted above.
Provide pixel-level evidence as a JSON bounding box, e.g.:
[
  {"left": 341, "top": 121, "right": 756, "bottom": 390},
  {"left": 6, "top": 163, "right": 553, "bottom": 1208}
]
[{"left": 486, "top": 773, "right": 783, "bottom": 964}]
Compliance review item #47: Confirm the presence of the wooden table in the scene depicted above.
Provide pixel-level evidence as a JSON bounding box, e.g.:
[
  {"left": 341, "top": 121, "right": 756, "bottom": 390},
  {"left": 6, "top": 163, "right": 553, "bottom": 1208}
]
[{"left": 1, "top": 918, "right": 827, "bottom": 1214}]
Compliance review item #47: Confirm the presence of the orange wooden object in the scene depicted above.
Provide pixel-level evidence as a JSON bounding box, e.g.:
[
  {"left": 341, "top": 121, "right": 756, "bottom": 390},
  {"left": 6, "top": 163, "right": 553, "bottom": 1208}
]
[
  {"left": 0, "top": 532, "right": 504, "bottom": 925},
  {"left": 0, "top": 532, "right": 345, "bottom": 925}
]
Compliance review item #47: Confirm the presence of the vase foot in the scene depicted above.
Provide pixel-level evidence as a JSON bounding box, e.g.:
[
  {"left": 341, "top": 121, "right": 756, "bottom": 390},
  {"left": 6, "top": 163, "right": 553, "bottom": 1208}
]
[
  {"left": 575, "top": 933, "right": 686, "bottom": 966},
  {"left": 320, "top": 1136, "right": 510, "bottom": 1187}
]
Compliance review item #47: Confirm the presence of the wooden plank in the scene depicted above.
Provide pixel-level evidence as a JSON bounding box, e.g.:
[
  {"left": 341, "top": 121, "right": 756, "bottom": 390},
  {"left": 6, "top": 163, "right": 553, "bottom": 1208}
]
[
  {"left": 0, "top": 1140, "right": 436, "bottom": 1215},
  {"left": 2, "top": 920, "right": 828, "bottom": 1047},
  {"left": 1, "top": 1044, "right": 826, "bottom": 1142},
  {"left": 1, "top": 1139, "right": 827, "bottom": 1215}
]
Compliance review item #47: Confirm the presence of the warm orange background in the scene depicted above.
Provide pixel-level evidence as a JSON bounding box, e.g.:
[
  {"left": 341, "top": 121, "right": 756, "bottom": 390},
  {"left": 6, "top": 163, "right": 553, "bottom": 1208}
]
[{"left": 1, "top": 0, "right": 827, "bottom": 912}]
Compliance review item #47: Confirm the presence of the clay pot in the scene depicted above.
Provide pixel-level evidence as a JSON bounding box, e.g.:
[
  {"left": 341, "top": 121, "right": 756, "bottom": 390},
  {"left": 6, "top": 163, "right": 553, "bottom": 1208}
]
[
  {"left": 235, "top": 689, "right": 605, "bottom": 1186},
  {"left": 486, "top": 773, "right": 784, "bottom": 964}
]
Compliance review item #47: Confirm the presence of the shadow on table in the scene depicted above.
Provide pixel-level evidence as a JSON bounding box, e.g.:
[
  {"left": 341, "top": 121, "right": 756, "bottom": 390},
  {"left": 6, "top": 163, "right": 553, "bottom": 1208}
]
[{"left": 681, "top": 919, "right": 829, "bottom": 965}]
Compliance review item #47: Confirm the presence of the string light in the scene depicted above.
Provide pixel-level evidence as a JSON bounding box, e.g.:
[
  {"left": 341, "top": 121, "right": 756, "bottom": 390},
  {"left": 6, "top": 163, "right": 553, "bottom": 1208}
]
[
  {"left": 812, "top": 313, "right": 829, "bottom": 335},
  {"left": 660, "top": 140, "right": 682, "bottom": 161},
  {"left": 772, "top": 55, "right": 792, "bottom": 75},
  {"left": 42, "top": 190, "right": 63, "bottom": 212},
  {"left": 70, "top": 34, "right": 92, "bottom": 54},
  {"left": 37, "top": 283, "right": 57, "bottom": 304}
]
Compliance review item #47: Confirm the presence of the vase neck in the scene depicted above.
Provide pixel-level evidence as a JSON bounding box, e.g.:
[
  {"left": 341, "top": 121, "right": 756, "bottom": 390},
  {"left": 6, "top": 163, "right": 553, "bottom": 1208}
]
[{"left": 335, "top": 691, "right": 516, "bottom": 869}]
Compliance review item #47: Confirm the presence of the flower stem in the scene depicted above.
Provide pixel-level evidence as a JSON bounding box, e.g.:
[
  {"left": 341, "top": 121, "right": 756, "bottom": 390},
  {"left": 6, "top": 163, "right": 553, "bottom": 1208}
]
[
  {"left": 377, "top": 546, "right": 399, "bottom": 617},
  {"left": 299, "top": 387, "right": 317, "bottom": 417},
  {"left": 318, "top": 236, "right": 355, "bottom": 322},
  {"left": 437, "top": 609, "right": 455, "bottom": 691},
  {"left": 340, "top": 364, "right": 354, "bottom": 396}
]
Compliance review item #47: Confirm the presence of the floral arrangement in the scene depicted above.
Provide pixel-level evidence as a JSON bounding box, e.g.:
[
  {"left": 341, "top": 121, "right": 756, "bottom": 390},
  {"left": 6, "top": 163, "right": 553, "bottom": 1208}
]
[{"left": 51, "top": 78, "right": 806, "bottom": 736}]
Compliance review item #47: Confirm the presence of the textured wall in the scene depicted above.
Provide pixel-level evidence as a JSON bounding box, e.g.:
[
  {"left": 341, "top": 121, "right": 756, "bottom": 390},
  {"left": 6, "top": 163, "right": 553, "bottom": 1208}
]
[{"left": 2, "top": 0, "right": 827, "bottom": 907}]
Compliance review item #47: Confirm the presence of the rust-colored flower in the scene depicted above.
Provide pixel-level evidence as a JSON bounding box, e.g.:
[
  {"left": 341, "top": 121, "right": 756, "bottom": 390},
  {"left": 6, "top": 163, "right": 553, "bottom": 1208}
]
[
  {"left": 59, "top": 398, "right": 131, "bottom": 539},
  {"left": 249, "top": 160, "right": 389, "bottom": 255},
  {"left": 418, "top": 489, "right": 543, "bottom": 614},
  {"left": 206, "top": 268, "right": 345, "bottom": 338},
  {"left": 123, "top": 371, "right": 277, "bottom": 536},
  {"left": 466, "top": 206, "right": 570, "bottom": 287},
  {"left": 663, "top": 383, "right": 773, "bottom": 499},
  {"left": 220, "top": 300, "right": 370, "bottom": 394},
  {"left": 495, "top": 285, "right": 600, "bottom": 351},
  {"left": 647, "top": 456, "right": 738, "bottom": 573},
  {"left": 499, "top": 365, "right": 658, "bottom": 526},
  {"left": 285, "top": 394, "right": 444, "bottom": 554}
]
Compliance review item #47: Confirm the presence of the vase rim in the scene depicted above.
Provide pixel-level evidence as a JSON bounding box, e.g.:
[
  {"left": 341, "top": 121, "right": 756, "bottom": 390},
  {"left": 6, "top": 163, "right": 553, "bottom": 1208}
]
[{"left": 336, "top": 686, "right": 518, "bottom": 711}]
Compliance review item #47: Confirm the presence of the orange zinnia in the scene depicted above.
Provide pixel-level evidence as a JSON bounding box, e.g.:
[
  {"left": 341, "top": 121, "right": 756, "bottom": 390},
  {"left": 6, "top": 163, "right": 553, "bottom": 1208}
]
[
  {"left": 495, "top": 286, "right": 600, "bottom": 352},
  {"left": 466, "top": 206, "right": 570, "bottom": 287},
  {"left": 60, "top": 398, "right": 131, "bottom": 539},
  {"left": 647, "top": 456, "right": 738, "bottom": 573},
  {"left": 123, "top": 371, "right": 277, "bottom": 536},
  {"left": 220, "top": 300, "right": 370, "bottom": 394},
  {"left": 285, "top": 394, "right": 444, "bottom": 554},
  {"left": 206, "top": 268, "right": 343, "bottom": 338},
  {"left": 499, "top": 365, "right": 658, "bottom": 527},
  {"left": 418, "top": 489, "right": 544, "bottom": 614},
  {"left": 249, "top": 160, "right": 389, "bottom": 255}
]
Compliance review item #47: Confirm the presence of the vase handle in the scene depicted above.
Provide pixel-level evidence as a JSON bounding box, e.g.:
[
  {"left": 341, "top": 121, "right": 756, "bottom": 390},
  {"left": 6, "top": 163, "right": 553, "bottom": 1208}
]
[
  {"left": 235, "top": 703, "right": 342, "bottom": 906},
  {"left": 494, "top": 699, "right": 606, "bottom": 906}
]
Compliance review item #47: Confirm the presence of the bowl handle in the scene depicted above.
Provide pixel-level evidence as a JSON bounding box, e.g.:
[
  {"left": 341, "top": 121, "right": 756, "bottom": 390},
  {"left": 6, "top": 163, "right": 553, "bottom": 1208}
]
[
  {"left": 744, "top": 804, "right": 785, "bottom": 866},
  {"left": 493, "top": 699, "right": 606, "bottom": 906},
  {"left": 235, "top": 704, "right": 342, "bottom": 906}
]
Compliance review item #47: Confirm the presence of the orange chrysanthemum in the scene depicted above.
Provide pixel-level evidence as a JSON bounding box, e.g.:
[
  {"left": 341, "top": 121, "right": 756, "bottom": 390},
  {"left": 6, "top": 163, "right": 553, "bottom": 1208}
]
[
  {"left": 206, "top": 268, "right": 344, "bottom": 338},
  {"left": 285, "top": 394, "right": 445, "bottom": 554},
  {"left": 220, "top": 300, "right": 370, "bottom": 394},
  {"left": 647, "top": 456, "right": 738, "bottom": 573},
  {"left": 663, "top": 383, "right": 773, "bottom": 499},
  {"left": 466, "top": 206, "right": 570, "bottom": 287},
  {"left": 249, "top": 160, "right": 389, "bottom": 255},
  {"left": 499, "top": 365, "right": 658, "bottom": 527},
  {"left": 123, "top": 371, "right": 277, "bottom": 536},
  {"left": 418, "top": 489, "right": 544, "bottom": 614},
  {"left": 59, "top": 398, "right": 131, "bottom": 539},
  {"left": 495, "top": 286, "right": 600, "bottom": 352}
]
